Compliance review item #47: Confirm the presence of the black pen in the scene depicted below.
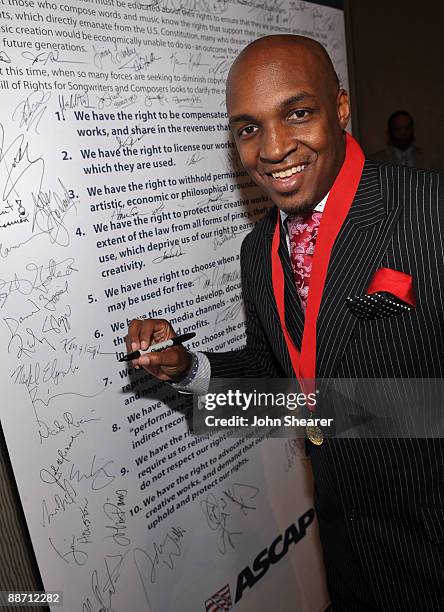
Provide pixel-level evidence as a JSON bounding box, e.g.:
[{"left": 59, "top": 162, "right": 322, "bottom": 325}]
[{"left": 119, "top": 332, "right": 196, "bottom": 362}]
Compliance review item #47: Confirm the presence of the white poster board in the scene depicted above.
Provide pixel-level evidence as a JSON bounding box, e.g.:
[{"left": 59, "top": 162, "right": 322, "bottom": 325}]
[{"left": 0, "top": 1, "right": 347, "bottom": 609}]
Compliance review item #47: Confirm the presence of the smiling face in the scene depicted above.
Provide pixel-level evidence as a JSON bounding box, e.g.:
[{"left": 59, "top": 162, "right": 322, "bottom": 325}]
[{"left": 227, "top": 37, "right": 350, "bottom": 215}]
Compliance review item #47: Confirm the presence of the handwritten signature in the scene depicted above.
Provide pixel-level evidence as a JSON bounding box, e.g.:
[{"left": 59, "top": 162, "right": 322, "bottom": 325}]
[
  {"left": 93, "top": 43, "right": 137, "bottom": 69},
  {"left": 83, "top": 553, "right": 128, "bottom": 612},
  {"left": 22, "top": 49, "right": 86, "bottom": 67},
  {"left": 31, "top": 178, "right": 78, "bottom": 246},
  {"left": 0, "top": 256, "right": 77, "bottom": 309},
  {"left": 103, "top": 496, "right": 130, "bottom": 547},
  {"left": 172, "top": 94, "right": 202, "bottom": 108},
  {"left": 69, "top": 454, "right": 115, "bottom": 491},
  {"left": 13, "top": 91, "right": 50, "bottom": 134},
  {"left": 152, "top": 243, "right": 185, "bottom": 264},
  {"left": 36, "top": 409, "right": 101, "bottom": 445},
  {"left": 4, "top": 316, "right": 57, "bottom": 359},
  {"left": 134, "top": 526, "right": 186, "bottom": 586},
  {"left": 98, "top": 91, "right": 138, "bottom": 111},
  {"left": 78, "top": 497, "right": 93, "bottom": 545},
  {"left": 214, "top": 301, "right": 243, "bottom": 327},
  {"left": 58, "top": 92, "right": 94, "bottom": 119},
  {"left": 283, "top": 437, "right": 308, "bottom": 472},
  {"left": 0, "top": 51, "right": 11, "bottom": 63},
  {"left": 39, "top": 429, "right": 85, "bottom": 488},
  {"left": 201, "top": 493, "right": 242, "bottom": 554},
  {"left": 119, "top": 52, "right": 160, "bottom": 72},
  {"left": 223, "top": 482, "right": 260, "bottom": 516},
  {"left": 201, "top": 482, "right": 260, "bottom": 553},
  {"left": 49, "top": 534, "right": 88, "bottom": 566},
  {"left": 41, "top": 479, "right": 77, "bottom": 527},
  {"left": 145, "top": 92, "right": 168, "bottom": 108},
  {"left": 0, "top": 123, "right": 44, "bottom": 203},
  {"left": 61, "top": 336, "right": 110, "bottom": 360},
  {"left": 213, "top": 226, "right": 249, "bottom": 250},
  {"left": 170, "top": 51, "right": 209, "bottom": 73},
  {"left": 195, "top": 188, "right": 230, "bottom": 209},
  {"left": 116, "top": 130, "right": 145, "bottom": 151},
  {"left": 186, "top": 151, "right": 205, "bottom": 166},
  {"left": 190, "top": 264, "right": 241, "bottom": 296},
  {"left": 209, "top": 57, "right": 231, "bottom": 77}
]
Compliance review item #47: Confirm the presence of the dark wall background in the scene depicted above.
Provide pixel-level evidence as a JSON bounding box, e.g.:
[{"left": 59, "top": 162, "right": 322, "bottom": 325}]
[{"left": 345, "top": 0, "right": 444, "bottom": 165}]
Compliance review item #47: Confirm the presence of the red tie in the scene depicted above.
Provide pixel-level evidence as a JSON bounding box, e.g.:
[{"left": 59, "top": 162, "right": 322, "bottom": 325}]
[{"left": 287, "top": 211, "right": 322, "bottom": 312}]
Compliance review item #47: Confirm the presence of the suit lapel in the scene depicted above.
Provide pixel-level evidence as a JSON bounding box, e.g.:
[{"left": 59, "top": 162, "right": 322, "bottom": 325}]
[
  {"left": 316, "top": 161, "right": 402, "bottom": 377},
  {"left": 278, "top": 223, "right": 305, "bottom": 351},
  {"left": 261, "top": 209, "right": 304, "bottom": 375}
]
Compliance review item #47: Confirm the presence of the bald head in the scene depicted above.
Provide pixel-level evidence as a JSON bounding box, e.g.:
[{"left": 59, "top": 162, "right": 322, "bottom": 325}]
[
  {"left": 225, "top": 35, "right": 350, "bottom": 214},
  {"left": 226, "top": 35, "right": 340, "bottom": 105}
]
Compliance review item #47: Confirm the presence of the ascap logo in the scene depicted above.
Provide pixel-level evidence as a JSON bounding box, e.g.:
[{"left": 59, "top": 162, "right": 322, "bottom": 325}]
[
  {"left": 235, "top": 508, "right": 315, "bottom": 603},
  {"left": 205, "top": 583, "right": 232, "bottom": 611}
]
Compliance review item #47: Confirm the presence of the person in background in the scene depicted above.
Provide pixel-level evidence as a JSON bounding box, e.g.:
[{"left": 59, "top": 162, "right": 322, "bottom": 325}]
[{"left": 371, "top": 109, "right": 442, "bottom": 169}]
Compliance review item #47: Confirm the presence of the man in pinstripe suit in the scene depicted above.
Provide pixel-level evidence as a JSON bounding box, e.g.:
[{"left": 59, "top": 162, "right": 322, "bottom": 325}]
[{"left": 127, "top": 36, "right": 444, "bottom": 611}]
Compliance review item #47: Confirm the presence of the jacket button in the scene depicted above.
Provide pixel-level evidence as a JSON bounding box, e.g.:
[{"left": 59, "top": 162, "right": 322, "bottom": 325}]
[{"left": 349, "top": 508, "right": 358, "bottom": 521}]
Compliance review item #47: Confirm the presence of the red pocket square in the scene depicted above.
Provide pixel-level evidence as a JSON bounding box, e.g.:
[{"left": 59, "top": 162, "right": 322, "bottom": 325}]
[{"left": 366, "top": 267, "right": 416, "bottom": 307}]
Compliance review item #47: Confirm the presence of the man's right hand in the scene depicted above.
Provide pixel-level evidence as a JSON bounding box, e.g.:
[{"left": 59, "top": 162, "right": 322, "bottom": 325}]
[{"left": 125, "top": 319, "right": 192, "bottom": 382}]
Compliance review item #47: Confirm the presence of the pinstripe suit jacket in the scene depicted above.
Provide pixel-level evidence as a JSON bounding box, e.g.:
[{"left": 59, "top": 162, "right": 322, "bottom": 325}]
[{"left": 207, "top": 160, "right": 444, "bottom": 611}]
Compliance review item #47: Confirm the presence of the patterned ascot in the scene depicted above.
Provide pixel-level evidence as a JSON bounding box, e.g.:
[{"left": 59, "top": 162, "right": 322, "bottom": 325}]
[{"left": 287, "top": 211, "right": 323, "bottom": 312}]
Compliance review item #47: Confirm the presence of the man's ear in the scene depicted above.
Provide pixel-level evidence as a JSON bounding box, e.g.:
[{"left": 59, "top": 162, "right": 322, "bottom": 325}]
[{"left": 337, "top": 88, "right": 350, "bottom": 130}]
